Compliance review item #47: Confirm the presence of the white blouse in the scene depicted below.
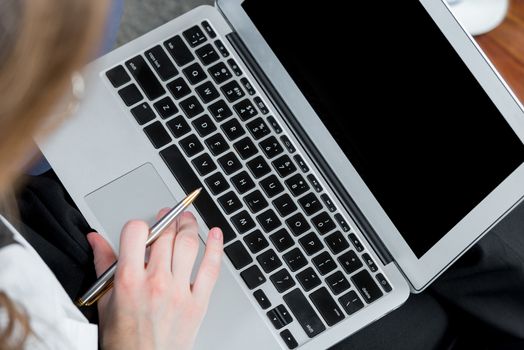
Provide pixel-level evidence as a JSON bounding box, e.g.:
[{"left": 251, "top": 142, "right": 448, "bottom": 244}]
[{"left": 0, "top": 216, "right": 97, "bottom": 349}]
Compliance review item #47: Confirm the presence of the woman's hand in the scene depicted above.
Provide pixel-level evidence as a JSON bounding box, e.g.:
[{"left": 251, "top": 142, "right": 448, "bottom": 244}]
[{"left": 86, "top": 209, "right": 224, "bottom": 350}]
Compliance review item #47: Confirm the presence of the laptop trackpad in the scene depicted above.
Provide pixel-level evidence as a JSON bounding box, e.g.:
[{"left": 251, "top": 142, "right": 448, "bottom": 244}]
[{"left": 85, "top": 163, "right": 176, "bottom": 247}]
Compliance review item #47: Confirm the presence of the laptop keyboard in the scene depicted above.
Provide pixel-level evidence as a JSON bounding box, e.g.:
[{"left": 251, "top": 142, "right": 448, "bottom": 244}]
[{"left": 105, "top": 20, "right": 391, "bottom": 349}]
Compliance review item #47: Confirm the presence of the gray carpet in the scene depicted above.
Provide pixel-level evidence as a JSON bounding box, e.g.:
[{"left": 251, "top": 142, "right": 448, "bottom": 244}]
[{"left": 117, "top": 0, "right": 213, "bottom": 46}]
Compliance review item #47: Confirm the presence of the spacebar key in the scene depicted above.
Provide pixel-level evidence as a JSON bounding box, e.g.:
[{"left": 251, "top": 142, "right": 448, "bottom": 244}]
[
  {"left": 160, "top": 145, "right": 236, "bottom": 243},
  {"left": 283, "top": 288, "right": 326, "bottom": 338}
]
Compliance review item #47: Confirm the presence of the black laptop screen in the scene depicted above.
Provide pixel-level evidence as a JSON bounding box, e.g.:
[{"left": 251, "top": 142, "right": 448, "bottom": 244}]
[{"left": 242, "top": 0, "right": 524, "bottom": 257}]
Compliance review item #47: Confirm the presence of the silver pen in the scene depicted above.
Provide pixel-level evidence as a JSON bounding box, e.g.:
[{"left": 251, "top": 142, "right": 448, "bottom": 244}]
[{"left": 76, "top": 188, "right": 202, "bottom": 307}]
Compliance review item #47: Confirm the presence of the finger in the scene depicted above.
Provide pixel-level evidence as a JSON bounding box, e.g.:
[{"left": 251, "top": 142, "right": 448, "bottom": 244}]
[
  {"left": 118, "top": 220, "right": 149, "bottom": 272},
  {"left": 171, "top": 211, "right": 200, "bottom": 288},
  {"left": 148, "top": 208, "right": 176, "bottom": 274},
  {"left": 86, "top": 232, "right": 117, "bottom": 277},
  {"left": 192, "top": 227, "right": 223, "bottom": 302}
]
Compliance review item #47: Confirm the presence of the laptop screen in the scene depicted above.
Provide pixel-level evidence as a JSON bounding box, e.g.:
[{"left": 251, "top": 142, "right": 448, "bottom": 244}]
[{"left": 242, "top": 0, "right": 524, "bottom": 258}]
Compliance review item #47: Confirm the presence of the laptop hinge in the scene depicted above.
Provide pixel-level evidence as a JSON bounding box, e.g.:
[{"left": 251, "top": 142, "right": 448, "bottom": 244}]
[{"left": 226, "top": 32, "right": 394, "bottom": 265}]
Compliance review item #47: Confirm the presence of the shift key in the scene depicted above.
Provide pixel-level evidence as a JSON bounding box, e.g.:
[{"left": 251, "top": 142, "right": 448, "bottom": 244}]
[{"left": 283, "top": 288, "right": 326, "bottom": 338}]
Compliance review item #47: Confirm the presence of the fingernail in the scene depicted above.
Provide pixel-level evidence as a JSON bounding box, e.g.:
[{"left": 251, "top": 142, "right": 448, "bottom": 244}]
[{"left": 212, "top": 229, "right": 222, "bottom": 240}]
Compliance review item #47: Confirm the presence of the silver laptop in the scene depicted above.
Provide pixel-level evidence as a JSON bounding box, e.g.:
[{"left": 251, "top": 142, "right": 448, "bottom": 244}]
[{"left": 38, "top": 0, "right": 524, "bottom": 348}]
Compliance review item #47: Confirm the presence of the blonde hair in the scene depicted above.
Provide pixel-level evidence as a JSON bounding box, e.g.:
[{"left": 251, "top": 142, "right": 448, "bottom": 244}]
[{"left": 0, "top": 0, "right": 108, "bottom": 348}]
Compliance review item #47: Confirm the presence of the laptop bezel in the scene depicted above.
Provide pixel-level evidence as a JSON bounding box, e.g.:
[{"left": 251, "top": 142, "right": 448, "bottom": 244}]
[{"left": 217, "top": 0, "right": 524, "bottom": 291}]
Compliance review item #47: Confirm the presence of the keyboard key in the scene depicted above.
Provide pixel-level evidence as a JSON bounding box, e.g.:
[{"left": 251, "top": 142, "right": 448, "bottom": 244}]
[
  {"left": 267, "top": 116, "right": 282, "bottom": 133},
  {"left": 271, "top": 269, "right": 296, "bottom": 293},
  {"left": 131, "top": 102, "right": 155, "bottom": 125},
  {"left": 254, "top": 289, "right": 271, "bottom": 310},
  {"left": 272, "top": 155, "right": 297, "bottom": 178},
  {"left": 221, "top": 80, "right": 245, "bottom": 102},
  {"left": 234, "top": 99, "right": 258, "bottom": 121},
  {"left": 192, "top": 153, "right": 217, "bottom": 176},
  {"left": 218, "top": 152, "right": 242, "bottom": 175},
  {"left": 159, "top": 145, "right": 236, "bottom": 243},
  {"left": 298, "top": 193, "right": 323, "bottom": 216},
  {"left": 325, "top": 271, "right": 351, "bottom": 295},
  {"left": 285, "top": 174, "right": 309, "bottom": 197},
  {"left": 180, "top": 95, "right": 204, "bottom": 118},
  {"left": 362, "top": 253, "right": 378, "bottom": 273},
  {"left": 234, "top": 137, "right": 258, "bottom": 160},
  {"left": 244, "top": 230, "right": 269, "bottom": 254},
  {"left": 167, "top": 77, "right": 191, "bottom": 100},
  {"left": 375, "top": 273, "right": 392, "bottom": 293},
  {"left": 208, "top": 99, "right": 233, "bottom": 122},
  {"left": 244, "top": 190, "right": 268, "bottom": 214},
  {"left": 125, "top": 55, "right": 165, "bottom": 100},
  {"left": 324, "top": 231, "right": 349, "bottom": 255},
  {"left": 118, "top": 84, "right": 143, "bottom": 106},
  {"left": 224, "top": 240, "right": 253, "bottom": 270},
  {"left": 195, "top": 81, "right": 220, "bottom": 104},
  {"left": 218, "top": 191, "right": 243, "bottom": 214},
  {"left": 280, "top": 329, "right": 298, "bottom": 350},
  {"left": 196, "top": 43, "right": 219, "bottom": 65},
  {"left": 240, "top": 77, "right": 256, "bottom": 95},
  {"left": 338, "top": 250, "right": 363, "bottom": 275},
  {"left": 293, "top": 155, "right": 309, "bottom": 173},
  {"left": 296, "top": 267, "right": 321, "bottom": 292},
  {"left": 106, "top": 65, "right": 130, "bottom": 87},
  {"left": 247, "top": 156, "right": 271, "bottom": 179},
  {"left": 311, "top": 212, "right": 336, "bottom": 235},
  {"left": 254, "top": 96, "right": 269, "bottom": 114},
  {"left": 257, "top": 209, "right": 282, "bottom": 233},
  {"left": 299, "top": 232, "right": 324, "bottom": 256},
  {"left": 352, "top": 270, "right": 383, "bottom": 303},
  {"left": 259, "top": 136, "right": 284, "bottom": 159},
  {"left": 283, "top": 248, "right": 307, "bottom": 272},
  {"left": 179, "top": 134, "right": 204, "bottom": 157},
  {"left": 321, "top": 194, "right": 336, "bottom": 212},
  {"left": 267, "top": 304, "right": 293, "bottom": 329},
  {"left": 208, "top": 62, "right": 232, "bottom": 84},
  {"left": 201, "top": 21, "right": 217, "bottom": 39},
  {"left": 280, "top": 136, "right": 295, "bottom": 154},
  {"left": 143, "top": 121, "right": 171, "bottom": 149},
  {"left": 231, "top": 210, "right": 256, "bottom": 234},
  {"left": 205, "top": 133, "right": 230, "bottom": 156},
  {"left": 241, "top": 265, "right": 266, "bottom": 289},
  {"left": 257, "top": 249, "right": 282, "bottom": 273},
  {"left": 286, "top": 213, "right": 310, "bottom": 237},
  {"left": 246, "top": 117, "right": 271, "bottom": 140},
  {"left": 214, "top": 39, "right": 230, "bottom": 57},
  {"left": 307, "top": 174, "right": 322, "bottom": 193},
  {"left": 270, "top": 229, "right": 295, "bottom": 252},
  {"left": 183, "top": 25, "right": 207, "bottom": 47},
  {"left": 191, "top": 114, "right": 216, "bottom": 137},
  {"left": 348, "top": 233, "right": 364, "bottom": 252},
  {"left": 339, "top": 290, "right": 364, "bottom": 315},
  {"left": 166, "top": 116, "right": 191, "bottom": 138},
  {"left": 221, "top": 118, "right": 246, "bottom": 141},
  {"left": 154, "top": 96, "right": 178, "bottom": 119},
  {"left": 231, "top": 171, "right": 255, "bottom": 194},
  {"left": 260, "top": 175, "right": 284, "bottom": 198},
  {"left": 334, "top": 213, "right": 351, "bottom": 232},
  {"left": 164, "top": 35, "right": 194, "bottom": 66},
  {"left": 204, "top": 172, "right": 230, "bottom": 195},
  {"left": 309, "top": 287, "right": 345, "bottom": 326},
  {"left": 183, "top": 63, "right": 207, "bottom": 85},
  {"left": 312, "top": 251, "right": 337, "bottom": 275},
  {"left": 272, "top": 194, "right": 298, "bottom": 218},
  {"left": 283, "top": 289, "right": 325, "bottom": 338},
  {"left": 227, "top": 58, "right": 243, "bottom": 76},
  {"left": 145, "top": 45, "right": 178, "bottom": 81}
]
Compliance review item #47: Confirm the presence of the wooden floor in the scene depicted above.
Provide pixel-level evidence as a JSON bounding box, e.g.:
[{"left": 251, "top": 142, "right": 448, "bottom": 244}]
[{"left": 475, "top": 0, "right": 524, "bottom": 103}]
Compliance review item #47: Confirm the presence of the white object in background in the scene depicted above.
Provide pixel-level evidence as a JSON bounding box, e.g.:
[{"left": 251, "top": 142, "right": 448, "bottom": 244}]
[{"left": 447, "top": 0, "right": 509, "bottom": 35}]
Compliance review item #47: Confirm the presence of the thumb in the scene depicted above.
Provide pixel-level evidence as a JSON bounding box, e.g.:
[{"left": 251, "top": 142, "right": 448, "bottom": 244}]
[{"left": 87, "top": 232, "right": 117, "bottom": 277}]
